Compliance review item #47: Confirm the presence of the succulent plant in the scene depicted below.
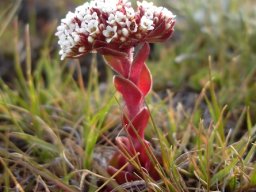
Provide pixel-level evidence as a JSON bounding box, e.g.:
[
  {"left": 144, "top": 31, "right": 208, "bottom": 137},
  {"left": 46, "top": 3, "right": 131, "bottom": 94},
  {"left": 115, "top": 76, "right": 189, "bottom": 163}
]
[{"left": 56, "top": 0, "right": 176, "bottom": 190}]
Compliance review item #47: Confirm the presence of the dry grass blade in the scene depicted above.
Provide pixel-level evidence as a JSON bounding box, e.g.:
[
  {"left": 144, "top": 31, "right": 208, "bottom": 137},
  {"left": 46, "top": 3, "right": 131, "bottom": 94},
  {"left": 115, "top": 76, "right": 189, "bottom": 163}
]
[
  {"left": 35, "top": 176, "right": 51, "bottom": 192},
  {"left": 0, "top": 0, "right": 21, "bottom": 37},
  {"left": 0, "top": 157, "right": 25, "bottom": 192},
  {"left": 95, "top": 153, "right": 140, "bottom": 192},
  {"left": 0, "top": 151, "right": 80, "bottom": 192}
]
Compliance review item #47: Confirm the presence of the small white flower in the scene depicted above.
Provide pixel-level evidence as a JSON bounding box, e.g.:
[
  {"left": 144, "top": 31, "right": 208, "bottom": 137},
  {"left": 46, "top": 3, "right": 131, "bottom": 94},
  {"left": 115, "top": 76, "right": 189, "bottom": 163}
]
[
  {"left": 59, "top": 50, "right": 64, "bottom": 55},
  {"left": 55, "top": 30, "right": 64, "bottom": 37},
  {"left": 67, "top": 23, "right": 77, "bottom": 33},
  {"left": 107, "top": 14, "right": 116, "bottom": 24},
  {"left": 78, "top": 23, "right": 87, "bottom": 33},
  {"left": 91, "top": 12, "right": 98, "bottom": 20},
  {"left": 126, "top": 20, "right": 138, "bottom": 32},
  {"left": 90, "top": 0, "right": 117, "bottom": 12},
  {"left": 62, "top": 12, "right": 75, "bottom": 25},
  {"left": 138, "top": 1, "right": 157, "bottom": 20},
  {"left": 115, "top": 11, "right": 126, "bottom": 25},
  {"left": 75, "top": 2, "right": 90, "bottom": 15},
  {"left": 58, "top": 34, "right": 66, "bottom": 41},
  {"left": 125, "top": 7, "right": 135, "bottom": 18},
  {"left": 75, "top": 5, "right": 88, "bottom": 20},
  {"left": 79, "top": 46, "right": 86, "bottom": 52},
  {"left": 88, "top": 36, "right": 94, "bottom": 43},
  {"left": 102, "top": 3, "right": 116, "bottom": 13},
  {"left": 144, "top": 10, "right": 154, "bottom": 19},
  {"left": 81, "top": 21, "right": 87, "bottom": 28},
  {"left": 73, "top": 34, "right": 80, "bottom": 42},
  {"left": 86, "top": 20, "right": 99, "bottom": 36},
  {"left": 62, "top": 40, "right": 72, "bottom": 46},
  {"left": 67, "top": 36, "right": 75, "bottom": 45},
  {"left": 140, "top": 16, "right": 154, "bottom": 31},
  {"left": 82, "top": 2, "right": 90, "bottom": 9},
  {"left": 84, "top": 12, "right": 98, "bottom": 22},
  {"left": 61, "top": 54, "right": 66, "bottom": 61},
  {"left": 122, "top": 28, "right": 129, "bottom": 37},
  {"left": 57, "top": 25, "right": 65, "bottom": 31},
  {"left": 137, "top": 1, "right": 154, "bottom": 10},
  {"left": 90, "top": 1, "right": 100, "bottom": 8},
  {"left": 162, "top": 8, "right": 176, "bottom": 20},
  {"left": 103, "top": 25, "right": 118, "bottom": 43}
]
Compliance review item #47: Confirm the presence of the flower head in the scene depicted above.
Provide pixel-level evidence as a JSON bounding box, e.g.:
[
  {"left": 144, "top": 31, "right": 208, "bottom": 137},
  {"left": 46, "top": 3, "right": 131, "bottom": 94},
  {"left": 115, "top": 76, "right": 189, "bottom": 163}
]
[
  {"left": 56, "top": 0, "right": 176, "bottom": 60},
  {"left": 103, "top": 25, "right": 118, "bottom": 43}
]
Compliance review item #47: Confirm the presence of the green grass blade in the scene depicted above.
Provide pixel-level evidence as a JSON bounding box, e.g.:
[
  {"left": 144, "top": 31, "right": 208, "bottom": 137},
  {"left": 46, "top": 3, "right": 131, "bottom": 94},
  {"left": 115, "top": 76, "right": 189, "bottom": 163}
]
[
  {"left": 210, "top": 158, "right": 239, "bottom": 186},
  {"left": 10, "top": 132, "right": 59, "bottom": 154}
]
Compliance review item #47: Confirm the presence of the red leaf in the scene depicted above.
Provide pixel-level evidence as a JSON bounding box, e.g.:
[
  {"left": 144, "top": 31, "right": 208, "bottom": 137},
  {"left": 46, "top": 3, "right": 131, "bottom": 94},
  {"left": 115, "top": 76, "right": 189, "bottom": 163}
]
[
  {"left": 144, "top": 161, "right": 161, "bottom": 180},
  {"left": 130, "top": 43, "right": 150, "bottom": 84},
  {"left": 114, "top": 76, "right": 143, "bottom": 117},
  {"left": 97, "top": 47, "right": 127, "bottom": 57},
  {"left": 93, "top": 40, "right": 128, "bottom": 57},
  {"left": 104, "top": 55, "right": 131, "bottom": 77},
  {"left": 115, "top": 137, "right": 131, "bottom": 153},
  {"left": 109, "top": 153, "right": 126, "bottom": 169},
  {"left": 123, "top": 107, "right": 149, "bottom": 138},
  {"left": 136, "top": 64, "right": 152, "bottom": 96}
]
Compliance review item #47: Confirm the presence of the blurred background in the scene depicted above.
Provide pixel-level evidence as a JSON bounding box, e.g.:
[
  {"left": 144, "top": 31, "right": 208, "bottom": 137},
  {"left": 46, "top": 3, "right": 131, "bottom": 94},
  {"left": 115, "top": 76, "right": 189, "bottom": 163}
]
[
  {"left": 0, "top": 1, "right": 255, "bottom": 191},
  {"left": 0, "top": 0, "right": 256, "bottom": 124}
]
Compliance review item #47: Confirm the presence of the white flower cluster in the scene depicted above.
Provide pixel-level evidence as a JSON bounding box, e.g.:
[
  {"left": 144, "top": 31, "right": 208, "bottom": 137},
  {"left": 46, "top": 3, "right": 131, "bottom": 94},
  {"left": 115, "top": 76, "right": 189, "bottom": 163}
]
[
  {"left": 56, "top": 0, "right": 175, "bottom": 60},
  {"left": 138, "top": 1, "right": 176, "bottom": 30}
]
